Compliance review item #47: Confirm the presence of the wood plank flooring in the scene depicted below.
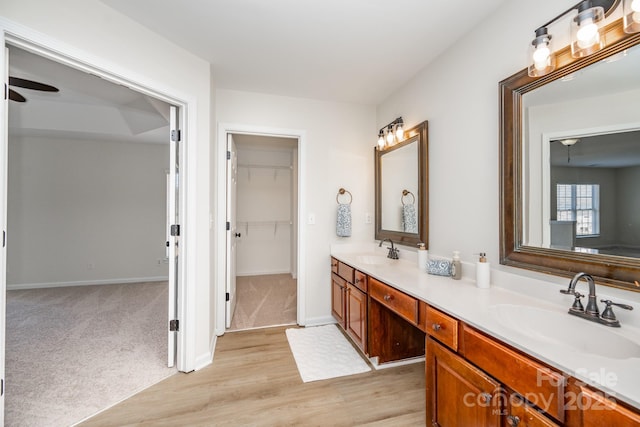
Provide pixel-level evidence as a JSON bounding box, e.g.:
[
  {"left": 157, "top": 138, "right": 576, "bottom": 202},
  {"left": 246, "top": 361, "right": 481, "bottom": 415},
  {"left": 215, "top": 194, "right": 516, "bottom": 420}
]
[{"left": 81, "top": 326, "right": 426, "bottom": 426}]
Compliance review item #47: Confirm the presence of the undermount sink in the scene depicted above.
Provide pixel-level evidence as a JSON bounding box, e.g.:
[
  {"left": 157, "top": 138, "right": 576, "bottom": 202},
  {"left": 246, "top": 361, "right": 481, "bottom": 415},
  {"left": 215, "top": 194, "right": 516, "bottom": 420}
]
[
  {"left": 355, "top": 255, "right": 393, "bottom": 265},
  {"left": 492, "top": 304, "right": 640, "bottom": 359}
]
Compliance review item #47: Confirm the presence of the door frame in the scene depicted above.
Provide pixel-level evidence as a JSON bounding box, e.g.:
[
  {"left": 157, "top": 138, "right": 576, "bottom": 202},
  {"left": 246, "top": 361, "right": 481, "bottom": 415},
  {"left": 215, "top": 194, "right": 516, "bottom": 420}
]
[
  {"left": 0, "top": 26, "right": 195, "bottom": 372},
  {"left": 215, "top": 123, "right": 306, "bottom": 336}
]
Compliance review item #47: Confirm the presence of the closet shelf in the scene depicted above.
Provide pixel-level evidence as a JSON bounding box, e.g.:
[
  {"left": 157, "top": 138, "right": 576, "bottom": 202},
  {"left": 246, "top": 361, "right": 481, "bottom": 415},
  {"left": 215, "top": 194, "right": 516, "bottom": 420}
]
[
  {"left": 236, "top": 220, "right": 292, "bottom": 237},
  {"left": 237, "top": 164, "right": 292, "bottom": 170}
]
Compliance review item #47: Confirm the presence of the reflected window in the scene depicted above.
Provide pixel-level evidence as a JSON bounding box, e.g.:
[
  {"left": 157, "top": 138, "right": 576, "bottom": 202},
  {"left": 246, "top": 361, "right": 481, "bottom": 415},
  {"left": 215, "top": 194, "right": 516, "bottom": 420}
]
[{"left": 557, "top": 184, "right": 600, "bottom": 237}]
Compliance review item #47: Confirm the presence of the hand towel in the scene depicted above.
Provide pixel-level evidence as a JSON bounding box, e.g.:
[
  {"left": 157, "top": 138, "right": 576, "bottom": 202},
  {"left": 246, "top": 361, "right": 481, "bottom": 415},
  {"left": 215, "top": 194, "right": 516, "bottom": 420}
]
[
  {"left": 402, "top": 204, "right": 418, "bottom": 233},
  {"left": 336, "top": 204, "right": 352, "bottom": 237}
]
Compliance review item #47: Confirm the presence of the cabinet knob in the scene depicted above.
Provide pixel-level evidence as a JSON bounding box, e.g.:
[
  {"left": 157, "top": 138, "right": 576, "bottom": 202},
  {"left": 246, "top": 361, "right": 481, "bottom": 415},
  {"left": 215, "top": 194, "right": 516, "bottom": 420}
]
[
  {"left": 383, "top": 295, "right": 392, "bottom": 302},
  {"left": 432, "top": 323, "right": 442, "bottom": 331},
  {"left": 506, "top": 415, "right": 520, "bottom": 426},
  {"left": 480, "top": 393, "right": 492, "bottom": 405}
]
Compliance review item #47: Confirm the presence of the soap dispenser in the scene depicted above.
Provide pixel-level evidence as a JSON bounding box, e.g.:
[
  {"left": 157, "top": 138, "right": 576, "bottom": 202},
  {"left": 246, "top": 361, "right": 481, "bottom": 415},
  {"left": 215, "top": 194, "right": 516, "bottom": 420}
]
[
  {"left": 451, "top": 251, "right": 461, "bottom": 280},
  {"left": 417, "top": 243, "right": 428, "bottom": 272},
  {"left": 476, "top": 252, "right": 491, "bottom": 289}
]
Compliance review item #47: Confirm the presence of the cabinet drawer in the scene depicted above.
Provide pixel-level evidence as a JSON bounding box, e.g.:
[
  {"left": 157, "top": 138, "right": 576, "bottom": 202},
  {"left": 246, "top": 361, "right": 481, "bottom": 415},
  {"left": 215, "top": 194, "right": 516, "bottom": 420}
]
[
  {"left": 510, "top": 395, "right": 560, "bottom": 427},
  {"left": 425, "top": 306, "right": 458, "bottom": 352},
  {"left": 462, "top": 325, "right": 565, "bottom": 422},
  {"left": 578, "top": 385, "right": 640, "bottom": 426},
  {"left": 331, "top": 257, "right": 338, "bottom": 274},
  {"left": 337, "top": 261, "right": 354, "bottom": 284},
  {"left": 353, "top": 270, "right": 367, "bottom": 293},
  {"left": 369, "top": 278, "right": 418, "bottom": 324}
]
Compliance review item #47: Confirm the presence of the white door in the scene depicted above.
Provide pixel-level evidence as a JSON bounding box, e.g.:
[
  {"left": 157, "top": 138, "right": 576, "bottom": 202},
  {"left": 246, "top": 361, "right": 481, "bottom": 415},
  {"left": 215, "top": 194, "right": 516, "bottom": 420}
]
[
  {"left": 225, "top": 134, "right": 238, "bottom": 328},
  {"left": 167, "top": 106, "right": 179, "bottom": 367},
  {"left": 0, "top": 47, "right": 9, "bottom": 425}
]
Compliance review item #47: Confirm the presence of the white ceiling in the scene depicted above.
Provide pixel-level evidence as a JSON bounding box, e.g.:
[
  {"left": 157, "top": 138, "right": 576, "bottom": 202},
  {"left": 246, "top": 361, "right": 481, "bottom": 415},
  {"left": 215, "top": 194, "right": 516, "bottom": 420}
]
[
  {"left": 99, "top": 0, "right": 508, "bottom": 105},
  {"left": 8, "top": 45, "right": 171, "bottom": 144}
]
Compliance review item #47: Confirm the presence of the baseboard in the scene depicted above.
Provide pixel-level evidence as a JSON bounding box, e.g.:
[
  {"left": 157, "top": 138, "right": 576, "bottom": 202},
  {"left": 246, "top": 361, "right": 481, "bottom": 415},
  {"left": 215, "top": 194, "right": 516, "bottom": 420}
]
[
  {"left": 7, "top": 276, "right": 169, "bottom": 291},
  {"left": 302, "top": 316, "right": 336, "bottom": 327},
  {"left": 236, "top": 270, "right": 291, "bottom": 277}
]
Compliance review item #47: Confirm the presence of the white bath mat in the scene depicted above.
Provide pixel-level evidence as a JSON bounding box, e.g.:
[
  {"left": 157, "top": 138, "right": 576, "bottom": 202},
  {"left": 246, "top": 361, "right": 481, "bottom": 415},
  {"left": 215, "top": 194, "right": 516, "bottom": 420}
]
[{"left": 286, "top": 324, "right": 371, "bottom": 383}]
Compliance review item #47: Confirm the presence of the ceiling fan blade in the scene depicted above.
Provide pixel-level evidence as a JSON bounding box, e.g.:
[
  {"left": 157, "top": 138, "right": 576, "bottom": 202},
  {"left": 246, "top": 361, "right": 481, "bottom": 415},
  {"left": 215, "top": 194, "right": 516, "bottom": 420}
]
[
  {"left": 8, "top": 88, "right": 26, "bottom": 103},
  {"left": 9, "top": 76, "right": 59, "bottom": 92}
]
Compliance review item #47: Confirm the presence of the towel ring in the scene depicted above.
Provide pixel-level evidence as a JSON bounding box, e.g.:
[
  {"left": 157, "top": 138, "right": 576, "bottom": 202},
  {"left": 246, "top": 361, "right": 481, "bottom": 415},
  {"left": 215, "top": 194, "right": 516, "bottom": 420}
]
[
  {"left": 401, "top": 189, "right": 415, "bottom": 206},
  {"left": 336, "top": 188, "right": 353, "bottom": 205}
]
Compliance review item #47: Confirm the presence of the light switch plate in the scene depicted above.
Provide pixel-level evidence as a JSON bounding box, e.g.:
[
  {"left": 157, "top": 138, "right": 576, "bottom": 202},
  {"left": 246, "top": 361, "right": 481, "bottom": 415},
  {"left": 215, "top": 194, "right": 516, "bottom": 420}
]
[{"left": 308, "top": 213, "right": 316, "bottom": 225}]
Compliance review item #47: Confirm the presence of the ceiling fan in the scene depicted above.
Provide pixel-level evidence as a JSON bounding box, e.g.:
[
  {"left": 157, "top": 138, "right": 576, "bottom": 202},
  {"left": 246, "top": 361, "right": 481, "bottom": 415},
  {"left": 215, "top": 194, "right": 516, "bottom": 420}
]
[{"left": 7, "top": 76, "right": 59, "bottom": 103}]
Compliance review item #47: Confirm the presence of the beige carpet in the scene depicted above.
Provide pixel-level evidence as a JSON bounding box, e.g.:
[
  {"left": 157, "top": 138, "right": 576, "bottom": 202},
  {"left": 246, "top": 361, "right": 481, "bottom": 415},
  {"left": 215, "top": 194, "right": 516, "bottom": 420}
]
[
  {"left": 5, "top": 281, "right": 177, "bottom": 426},
  {"left": 229, "top": 274, "right": 297, "bottom": 331}
]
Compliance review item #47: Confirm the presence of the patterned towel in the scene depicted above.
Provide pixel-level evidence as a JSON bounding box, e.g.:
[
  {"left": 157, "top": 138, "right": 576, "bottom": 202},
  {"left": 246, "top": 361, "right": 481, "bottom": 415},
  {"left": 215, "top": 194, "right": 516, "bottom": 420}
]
[
  {"left": 402, "top": 204, "right": 417, "bottom": 233},
  {"left": 336, "top": 204, "right": 352, "bottom": 237}
]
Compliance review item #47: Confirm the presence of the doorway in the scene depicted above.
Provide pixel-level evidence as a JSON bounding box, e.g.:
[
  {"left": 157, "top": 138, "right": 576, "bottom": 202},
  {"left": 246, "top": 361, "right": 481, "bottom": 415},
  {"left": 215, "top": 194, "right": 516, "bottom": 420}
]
[
  {"left": 226, "top": 134, "right": 298, "bottom": 331},
  {"left": 215, "top": 123, "right": 307, "bottom": 336},
  {"left": 1, "top": 41, "right": 186, "bottom": 425}
]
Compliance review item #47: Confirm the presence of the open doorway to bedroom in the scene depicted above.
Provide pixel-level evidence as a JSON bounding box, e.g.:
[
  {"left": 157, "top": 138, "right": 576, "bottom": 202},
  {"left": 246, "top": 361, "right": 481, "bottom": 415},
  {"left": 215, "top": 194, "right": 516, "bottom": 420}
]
[
  {"left": 3, "top": 43, "right": 182, "bottom": 426},
  {"left": 226, "top": 133, "right": 299, "bottom": 331}
]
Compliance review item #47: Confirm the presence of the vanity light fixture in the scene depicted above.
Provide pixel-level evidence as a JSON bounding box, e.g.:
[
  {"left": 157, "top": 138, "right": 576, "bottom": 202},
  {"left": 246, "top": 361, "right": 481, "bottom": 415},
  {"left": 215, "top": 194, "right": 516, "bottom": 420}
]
[
  {"left": 527, "top": 0, "right": 622, "bottom": 78},
  {"left": 376, "top": 117, "right": 405, "bottom": 150},
  {"left": 624, "top": 0, "right": 640, "bottom": 33}
]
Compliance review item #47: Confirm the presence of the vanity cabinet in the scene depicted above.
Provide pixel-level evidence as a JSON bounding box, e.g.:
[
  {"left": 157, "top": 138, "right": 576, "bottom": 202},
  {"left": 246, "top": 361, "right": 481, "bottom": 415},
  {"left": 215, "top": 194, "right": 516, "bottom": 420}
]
[
  {"left": 330, "top": 258, "right": 425, "bottom": 363},
  {"left": 427, "top": 336, "right": 501, "bottom": 427},
  {"left": 330, "top": 258, "right": 367, "bottom": 353},
  {"left": 426, "top": 318, "right": 565, "bottom": 426},
  {"left": 368, "top": 277, "right": 425, "bottom": 364}
]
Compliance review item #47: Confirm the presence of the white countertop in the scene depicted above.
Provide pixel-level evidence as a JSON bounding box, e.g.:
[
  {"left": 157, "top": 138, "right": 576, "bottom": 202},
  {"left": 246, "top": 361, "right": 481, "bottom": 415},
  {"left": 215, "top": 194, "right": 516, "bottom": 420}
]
[{"left": 331, "top": 245, "right": 640, "bottom": 410}]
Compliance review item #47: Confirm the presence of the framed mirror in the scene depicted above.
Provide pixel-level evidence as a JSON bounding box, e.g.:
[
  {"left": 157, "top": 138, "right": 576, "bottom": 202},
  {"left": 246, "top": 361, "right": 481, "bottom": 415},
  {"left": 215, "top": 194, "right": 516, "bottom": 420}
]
[
  {"left": 500, "top": 18, "right": 640, "bottom": 290},
  {"left": 375, "top": 121, "right": 428, "bottom": 247}
]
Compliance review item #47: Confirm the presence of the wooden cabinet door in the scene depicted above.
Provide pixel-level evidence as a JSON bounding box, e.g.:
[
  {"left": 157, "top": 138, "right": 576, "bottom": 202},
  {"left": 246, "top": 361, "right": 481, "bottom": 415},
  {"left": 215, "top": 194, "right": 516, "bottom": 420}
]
[
  {"left": 427, "top": 337, "right": 501, "bottom": 427},
  {"left": 331, "top": 273, "right": 346, "bottom": 327},
  {"left": 346, "top": 284, "right": 367, "bottom": 353}
]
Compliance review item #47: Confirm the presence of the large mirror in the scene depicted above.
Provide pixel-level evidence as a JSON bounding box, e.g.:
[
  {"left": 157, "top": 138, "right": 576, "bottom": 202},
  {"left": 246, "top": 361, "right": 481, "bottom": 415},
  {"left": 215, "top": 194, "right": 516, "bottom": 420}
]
[
  {"left": 375, "top": 121, "right": 428, "bottom": 247},
  {"left": 500, "top": 18, "right": 640, "bottom": 290}
]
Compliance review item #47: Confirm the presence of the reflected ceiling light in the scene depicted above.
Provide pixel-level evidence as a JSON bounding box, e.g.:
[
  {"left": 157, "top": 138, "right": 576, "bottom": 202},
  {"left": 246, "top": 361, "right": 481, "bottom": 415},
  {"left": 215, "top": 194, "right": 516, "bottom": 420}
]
[
  {"left": 624, "top": 0, "right": 640, "bottom": 33},
  {"left": 560, "top": 138, "right": 580, "bottom": 163},
  {"left": 376, "top": 117, "right": 405, "bottom": 150},
  {"left": 528, "top": 0, "right": 621, "bottom": 78}
]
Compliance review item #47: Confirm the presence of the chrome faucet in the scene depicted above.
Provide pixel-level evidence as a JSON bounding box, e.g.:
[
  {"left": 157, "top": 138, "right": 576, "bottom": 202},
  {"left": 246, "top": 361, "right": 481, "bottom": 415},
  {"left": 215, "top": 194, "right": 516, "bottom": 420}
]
[
  {"left": 560, "top": 272, "right": 633, "bottom": 327},
  {"left": 379, "top": 238, "right": 399, "bottom": 259}
]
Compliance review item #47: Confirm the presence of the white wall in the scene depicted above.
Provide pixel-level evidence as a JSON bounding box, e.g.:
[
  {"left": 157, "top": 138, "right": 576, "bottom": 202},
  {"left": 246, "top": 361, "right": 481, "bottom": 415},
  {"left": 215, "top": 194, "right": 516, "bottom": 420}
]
[
  {"left": 7, "top": 136, "right": 168, "bottom": 288},
  {"left": 618, "top": 165, "right": 640, "bottom": 246},
  {"left": 236, "top": 145, "right": 293, "bottom": 276},
  {"left": 0, "top": 0, "right": 211, "bottom": 370},
  {"left": 376, "top": 0, "right": 600, "bottom": 266},
  {"left": 216, "top": 89, "right": 376, "bottom": 325}
]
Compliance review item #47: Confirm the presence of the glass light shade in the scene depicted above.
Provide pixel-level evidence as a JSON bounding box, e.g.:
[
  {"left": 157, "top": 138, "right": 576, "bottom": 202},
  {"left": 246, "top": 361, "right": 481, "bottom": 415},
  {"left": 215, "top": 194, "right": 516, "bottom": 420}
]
[
  {"left": 395, "top": 124, "right": 404, "bottom": 140},
  {"left": 624, "top": 0, "right": 640, "bottom": 33},
  {"left": 386, "top": 127, "right": 394, "bottom": 145},
  {"left": 377, "top": 134, "right": 385, "bottom": 149},
  {"left": 560, "top": 138, "right": 580, "bottom": 146},
  {"left": 528, "top": 28, "right": 556, "bottom": 77},
  {"left": 571, "top": 5, "right": 605, "bottom": 58}
]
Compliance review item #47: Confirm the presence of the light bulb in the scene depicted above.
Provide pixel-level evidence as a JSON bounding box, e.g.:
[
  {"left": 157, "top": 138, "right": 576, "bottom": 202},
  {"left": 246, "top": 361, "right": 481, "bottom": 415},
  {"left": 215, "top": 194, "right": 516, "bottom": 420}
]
[
  {"left": 576, "top": 18, "right": 599, "bottom": 48},
  {"left": 395, "top": 124, "right": 404, "bottom": 141},
  {"left": 532, "top": 44, "right": 551, "bottom": 71},
  {"left": 386, "top": 129, "right": 394, "bottom": 145},
  {"left": 377, "top": 135, "right": 385, "bottom": 149}
]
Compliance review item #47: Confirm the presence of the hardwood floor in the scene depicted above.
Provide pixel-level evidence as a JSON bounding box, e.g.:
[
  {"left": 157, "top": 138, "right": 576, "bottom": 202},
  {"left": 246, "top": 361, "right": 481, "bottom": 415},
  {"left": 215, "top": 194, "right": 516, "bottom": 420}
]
[{"left": 81, "top": 326, "right": 426, "bottom": 426}]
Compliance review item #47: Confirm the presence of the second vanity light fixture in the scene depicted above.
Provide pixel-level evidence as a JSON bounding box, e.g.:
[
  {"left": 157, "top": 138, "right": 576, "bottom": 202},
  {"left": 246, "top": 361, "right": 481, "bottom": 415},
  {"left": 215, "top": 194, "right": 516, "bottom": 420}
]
[
  {"left": 377, "top": 117, "right": 404, "bottom": 150},
  {"left": 528, "top": 0, "right": 640, "bottom": 78}
]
